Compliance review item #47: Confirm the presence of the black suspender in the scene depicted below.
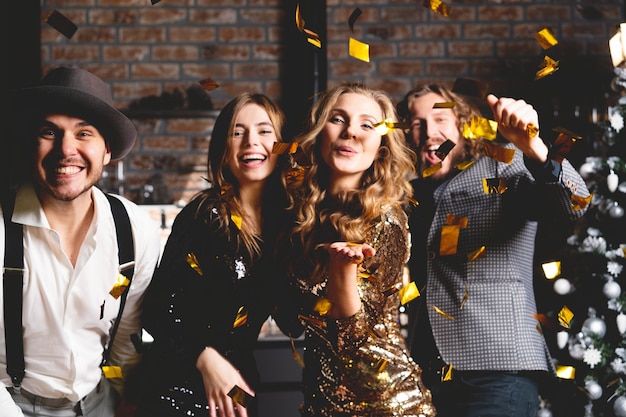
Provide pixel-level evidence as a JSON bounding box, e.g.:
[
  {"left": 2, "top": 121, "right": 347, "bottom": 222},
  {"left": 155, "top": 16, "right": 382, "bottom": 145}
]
[
  {"left": 101, "top": 194, "right": 136, "bottom": 371},
  {"left": 2, "top": 193, "right": 25, "bottom": 389},
  {"left": 2, "top": 192, "right": 135, "bottom": 388}
]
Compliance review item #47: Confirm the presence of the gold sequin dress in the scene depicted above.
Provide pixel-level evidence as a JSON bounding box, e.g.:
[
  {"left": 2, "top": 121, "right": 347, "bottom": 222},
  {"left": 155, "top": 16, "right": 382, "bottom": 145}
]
[{"left": 295, "top": 204, "right": 436, "bottom": 417}]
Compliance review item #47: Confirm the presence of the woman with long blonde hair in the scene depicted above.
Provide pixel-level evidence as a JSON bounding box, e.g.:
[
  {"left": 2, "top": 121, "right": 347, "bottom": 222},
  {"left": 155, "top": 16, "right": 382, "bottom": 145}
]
[{"left": 277, "top": 83, "right": 436, "bottom": 417}]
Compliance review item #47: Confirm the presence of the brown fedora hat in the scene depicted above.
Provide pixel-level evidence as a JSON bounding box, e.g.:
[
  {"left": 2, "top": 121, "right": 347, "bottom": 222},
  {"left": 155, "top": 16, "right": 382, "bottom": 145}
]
[{"left": 17, "top": 66, "right": 137, "bottom": 160}]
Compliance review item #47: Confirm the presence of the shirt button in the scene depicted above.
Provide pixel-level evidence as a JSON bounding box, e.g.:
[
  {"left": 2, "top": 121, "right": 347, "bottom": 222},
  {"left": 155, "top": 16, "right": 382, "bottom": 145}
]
[{"left": 427, "top": 251, "right": 436, "bottom": 260}]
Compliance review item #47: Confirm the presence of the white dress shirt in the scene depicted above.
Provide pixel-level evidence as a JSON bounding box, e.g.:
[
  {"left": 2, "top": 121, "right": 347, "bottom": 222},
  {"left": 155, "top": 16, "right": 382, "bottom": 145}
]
[{"left": 0, "top": 183, "right": 161, "bottom": 416}]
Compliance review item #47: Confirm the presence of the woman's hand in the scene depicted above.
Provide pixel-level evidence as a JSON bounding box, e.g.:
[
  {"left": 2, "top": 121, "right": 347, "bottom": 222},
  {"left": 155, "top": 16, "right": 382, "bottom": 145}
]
[
  {"left": 325, "top": 242, "right": 376, "bottom": 318},
  {"left": 196, "top": 347, "right": 254, "bottom": 417}
]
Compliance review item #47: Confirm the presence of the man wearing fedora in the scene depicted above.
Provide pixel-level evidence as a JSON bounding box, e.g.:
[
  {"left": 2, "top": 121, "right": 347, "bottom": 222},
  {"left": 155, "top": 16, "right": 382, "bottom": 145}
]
[{"left": 0, "top": 66, "right": 161, "bottom": 416}]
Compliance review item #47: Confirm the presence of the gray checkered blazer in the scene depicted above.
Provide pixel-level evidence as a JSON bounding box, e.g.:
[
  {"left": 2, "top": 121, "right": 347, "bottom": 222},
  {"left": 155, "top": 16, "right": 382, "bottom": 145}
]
[{"left": 424, "top": 144, "right": 589, "bottom": 372}]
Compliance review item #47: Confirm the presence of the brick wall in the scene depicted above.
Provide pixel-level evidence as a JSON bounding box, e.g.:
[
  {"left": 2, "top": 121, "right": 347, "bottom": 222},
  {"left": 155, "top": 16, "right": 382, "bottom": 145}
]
[{"left": 36, "top": 0, "right": 625, "bottom": 203}]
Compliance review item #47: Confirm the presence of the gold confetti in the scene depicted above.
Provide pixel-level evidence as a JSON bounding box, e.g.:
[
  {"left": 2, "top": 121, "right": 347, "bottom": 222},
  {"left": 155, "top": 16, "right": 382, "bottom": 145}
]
[
  {"left": 314, "top": 298, "right": 332, "bottom": 316},
  {"left": 460, "top": 282, "right": 469, "bottom": 309},
  {"left": 549, "top": 127, "right": 581, "bottom": 162},
  {"left": 45, "top": 10, "right": 78, "bottom": 39},
  {"left": 399, "top": 282, "right": 420, "bottom": 305},
  {"left": 298, "top": 313, "right": 325, "bottom": 328},
  {"left": 423, "top": 0, "right": 450, "bottom": 17},
  {"left": 482, "top": 177, "right": 508, "bottom": 195},
  {"left": 435, "top": 140, "right": 456, "bottom": 161},
  {"left": 295, "top": 4, "right": 322, "bottom": 48},
  {"left": 109, "top": 274, "right": 130, "bottom": 299},
  {"left": 556, "top": 365, "right": 576, "bottom": 380},
  {"left": 535, "top": 27, "right": 558, "bottom": 49},
  {"left": 467, "top": 246, "right": 486, "bottom": 262},
  {"left": 349, "top": 37, "right": 370, "bottom": 62},
  {"left": 558, "top": 305, "right": 574, "bottom": 329},
  {"left": 374, "top": 119, "right": 409, "bottom": 135},
  {"left": 375, "top": 358, "right": 388, "bottom": 374},
  {"left": 233, "top": 306, "right": 248, "bottom": 328},
  {"left": 535, "top": 56, "right": 559, "bottom": 80},
  {"left": 541, "top": 261, "right": 561, "bottom": 279},
  {"left": 440, "top": 225, "right": 460, "bottom": 255},
  {"left": 407, "top": 196, "right": 419, "bottom": 207},
  {"left": 482, "top": 142, "right": 515, "bottom": 164},
  {"left": 526, "top": 123, "right": 539, "bottom": 139},
  {"left": 228, "top": 385, "right": 255, "bottom": 408},
  {"left": 102, "top": 365, "right": 123, "bottom": 379},
  {"left": 383, "top": 282, "right": 403, "bottom": 297},
  {"left": 186, "top": 253, "right": 203, "bottom": 276},
  {"left": 571, "top": 193, "right": 592, "bottom": 211},
  {"left": 433, "top": 102, "right": 456, "bottom": 109},
  {"left": 445, "top": 213, "right": 468, "bottom": 228},
  {"left": 463, "top": 116, "right": 498, "bottom": 141},
  {"left": 455, "top": 159, "right": 476, "bottom": 171},
  {"left": 290, "top": 336, "right": 305, "bottom": 367},
  {"left": 198, "top": 77, "right": 220, "bottom": 92},
  {"left": 432, "top": 305, "right": 455, "bottom": 320},
  {"left": 422, "top": 162, "right": 442, "bottom": 178},
  {"left": 442, "top": 364, "right": 453, "bottom": 381},
  {"left": 272, "top": 142, "right": 298, "bottom": 154},
  {"left": 230, "top": 213, "right": 243, "bottom": 230},
  {"left": 348, "top": 8, "right": 362, "bottom": 33}
]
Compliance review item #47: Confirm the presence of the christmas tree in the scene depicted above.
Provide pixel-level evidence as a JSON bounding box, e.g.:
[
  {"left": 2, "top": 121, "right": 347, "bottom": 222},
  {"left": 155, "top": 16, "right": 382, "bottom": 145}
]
[{"left": 537, "top": 64, "right": 626, "bottom": 417}]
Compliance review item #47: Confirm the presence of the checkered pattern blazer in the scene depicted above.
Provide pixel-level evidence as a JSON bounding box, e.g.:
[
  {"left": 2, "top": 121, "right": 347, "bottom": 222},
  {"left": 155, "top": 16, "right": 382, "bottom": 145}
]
[{"left": 423, "top": 144, "right": 589, "bottom": 372}]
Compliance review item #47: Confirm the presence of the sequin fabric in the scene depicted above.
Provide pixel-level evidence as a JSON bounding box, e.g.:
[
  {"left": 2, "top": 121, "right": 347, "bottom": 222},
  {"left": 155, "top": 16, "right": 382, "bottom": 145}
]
[{"left": 296, "top": 204, "right": 436, "bottom": 417}]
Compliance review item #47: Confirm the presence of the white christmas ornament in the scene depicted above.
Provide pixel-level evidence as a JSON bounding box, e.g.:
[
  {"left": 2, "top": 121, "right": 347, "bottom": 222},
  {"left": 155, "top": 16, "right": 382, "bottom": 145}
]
[
  {"left": 610, "top": 202, "right": 625, "bottom": 219},
  {"left": 585, "top": 379, "right": 603, "bottom": 400},
  {"left": 582, "top": 310, "right": 607, "bottom": 338},
  {"left": 569, "top": 343, "right": 585, "bottom": 360},
  {"left": 557, "top": 331, "right": 569, "bottom": 349},
  {"left": 553, "top": 278, "right": 572, "bottom": 295},
  {"left": 608, "top": 171, "right": 619, "bottom": 193},
  {"left": 617, "top": 313, "right": 626, "bottom": 335},
  {"left": 603, "top": 279, "right": 622, "bottom": 299},
  {"left": 614, "top": 395, "right": 626, "bottom": 417},
  {"left": 536, "top": 408, "right": 553, "bottom": 417}
]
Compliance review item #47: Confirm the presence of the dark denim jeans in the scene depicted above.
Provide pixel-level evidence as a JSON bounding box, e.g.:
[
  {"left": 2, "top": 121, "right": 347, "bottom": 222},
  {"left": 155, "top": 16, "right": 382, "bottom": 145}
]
[{"left": 433, "top": 372, "right": 540, "bottom": 417}]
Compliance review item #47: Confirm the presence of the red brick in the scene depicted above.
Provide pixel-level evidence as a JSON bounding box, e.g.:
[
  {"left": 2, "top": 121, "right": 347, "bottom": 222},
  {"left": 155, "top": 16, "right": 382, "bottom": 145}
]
[
  {"left": 89, "top": 9, "right": 138, "bottom": 25},
  {"left": 526, "top": 5, "right": 570, "bottom": 20},
  {"left": 153, "top": 46, "right": 200, "bottom": 61},
  {"left": 189, "top": 9, "right": 237, "bottom": 24},
  {"left": 233, "top": 62, "right": 279, "bottom": 78},
  {"left": 426, "top": 60, "right": 469, "bottom": 76},
  {"left": 399, "top": 41, "right": 445, "bottom": 58},
  {"left": 477, "top": 6, "right": 523, "bottom": 21},
  {"left": 448, "top": 40, "right": 494, "bottom": 57},
  {"left": 167, "top": 118, "right": 215, "bottom": 134},
  {"left": 239, "top": 9, "right": 284, "bottom": 24},
  {"left": 170, "top": 27, "right": 217, "bottom": 43},
  {"left": 104, "top": 46, "right": 150, "bottom": 62},
  {"left": 378, "top": 61, "right": 424, "bottom": 77},
  {"left": 203, "top": 45, "right": 250, "bottom": 60},
  {"left": 119, "top": 27, "right": 167, "bottom": 43},
  {"left": 144, "top": 136, "right": 191, "bottom": 151},
  {"left": 140, "top": 9, "right": 188, "bottom": 25},
  {"left": 465, "top": 23, "right": 510, "bottom": 39},
  {"left": 131, "top": 64, "right": 179, "bottom": 79},
  {"left": 220, "top": 27, "right": 266, "bottom": 43},
  {"left": 73, "top": 28, "right": 116, "bottom": 43},
  {"left": 182, "top": 64, "right": 231, "bottom": 80},
  {"left": 51, "top": 45, "right": 100, "bottom": 61},
  {"left": 414, "top": 24, "right": 462, "bottom": 40}
]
